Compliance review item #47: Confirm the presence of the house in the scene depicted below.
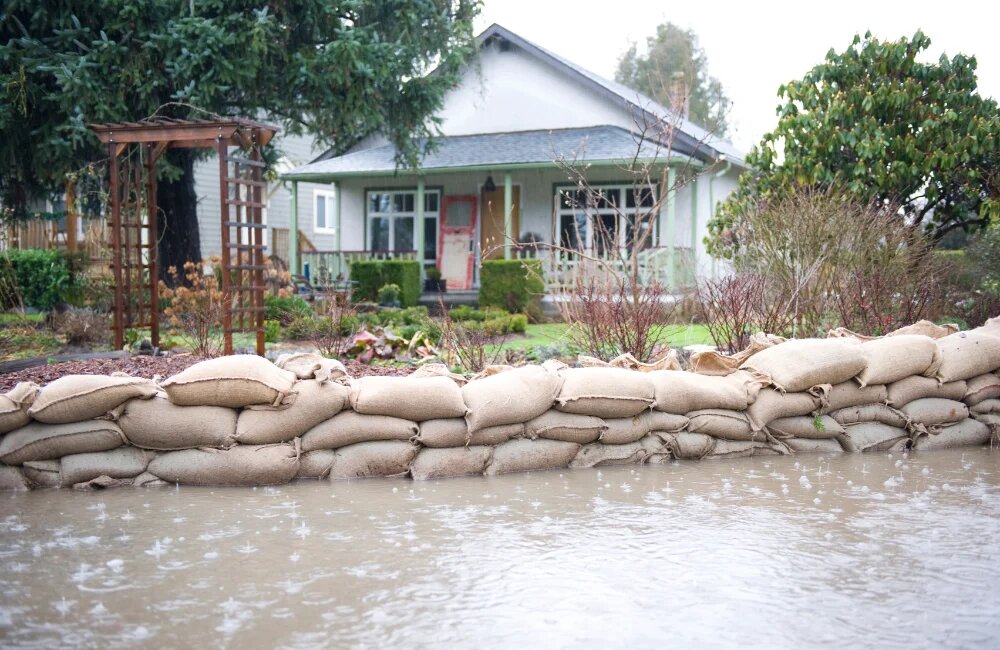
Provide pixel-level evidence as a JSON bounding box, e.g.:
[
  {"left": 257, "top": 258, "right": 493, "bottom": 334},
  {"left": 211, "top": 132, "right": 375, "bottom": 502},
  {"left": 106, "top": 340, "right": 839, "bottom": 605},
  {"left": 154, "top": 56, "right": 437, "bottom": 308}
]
[{"left": 256, "top": 23, "right": 747, "bottom": 292}]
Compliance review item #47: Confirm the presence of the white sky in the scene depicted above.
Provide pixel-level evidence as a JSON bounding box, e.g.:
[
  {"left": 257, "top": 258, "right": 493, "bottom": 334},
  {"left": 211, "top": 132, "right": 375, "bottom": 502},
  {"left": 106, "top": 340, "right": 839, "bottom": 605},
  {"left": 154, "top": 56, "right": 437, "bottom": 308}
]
[{"left": 475, "top": 0, "right": 1000, "bottom": 153}]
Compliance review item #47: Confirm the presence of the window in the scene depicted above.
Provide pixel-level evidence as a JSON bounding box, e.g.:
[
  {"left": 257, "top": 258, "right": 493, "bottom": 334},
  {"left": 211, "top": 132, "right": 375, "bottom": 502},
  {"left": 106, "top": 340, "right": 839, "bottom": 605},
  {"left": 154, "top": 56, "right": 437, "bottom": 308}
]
[
  {"left": 555, "top": 183, "right": 657, "bottom": 253},
  {"left": 314, "top": 189, "right": 336, "bottom": 234},
  {"left": 366, "top": 189, "right": 440, "bottom": 261}
]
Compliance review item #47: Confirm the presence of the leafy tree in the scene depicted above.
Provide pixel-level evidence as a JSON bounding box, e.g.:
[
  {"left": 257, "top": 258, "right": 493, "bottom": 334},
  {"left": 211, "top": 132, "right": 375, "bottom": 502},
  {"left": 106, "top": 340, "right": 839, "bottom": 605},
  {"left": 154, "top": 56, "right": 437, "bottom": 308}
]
[
  {"left": 615, "top": 22, "right": 730, "bottom": 136},
  {"left": 709, "top": 30, "right": 1000, "bottom": 257},
  {"left": 0, "top": 1, "right": 480, "bottom": 274}
]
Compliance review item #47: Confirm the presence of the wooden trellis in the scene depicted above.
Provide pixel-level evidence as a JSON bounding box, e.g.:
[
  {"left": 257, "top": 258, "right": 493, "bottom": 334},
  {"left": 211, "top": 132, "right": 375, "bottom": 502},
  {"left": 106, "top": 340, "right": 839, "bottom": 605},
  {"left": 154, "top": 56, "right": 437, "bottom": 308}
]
[{"left": 90, "top": 118, "right": 278, "bottom": 355}]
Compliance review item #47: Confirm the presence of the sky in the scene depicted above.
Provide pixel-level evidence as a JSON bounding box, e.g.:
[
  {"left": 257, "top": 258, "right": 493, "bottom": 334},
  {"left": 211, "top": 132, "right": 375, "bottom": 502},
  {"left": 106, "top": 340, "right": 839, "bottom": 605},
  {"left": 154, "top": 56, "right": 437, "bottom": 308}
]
[{"left": 474, "top": 0, "right": 1000, "bottom": 153}]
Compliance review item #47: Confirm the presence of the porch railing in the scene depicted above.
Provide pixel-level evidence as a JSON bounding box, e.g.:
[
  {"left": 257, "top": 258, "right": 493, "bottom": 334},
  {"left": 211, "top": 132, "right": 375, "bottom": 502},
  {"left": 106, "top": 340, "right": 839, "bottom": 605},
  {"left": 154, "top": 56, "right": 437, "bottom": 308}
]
[
  {"left": 300, "top": 250, "right": 418, "bottom": 287},
  {"left": 513, "top": 245, "right": 695, "bottom": 293}
]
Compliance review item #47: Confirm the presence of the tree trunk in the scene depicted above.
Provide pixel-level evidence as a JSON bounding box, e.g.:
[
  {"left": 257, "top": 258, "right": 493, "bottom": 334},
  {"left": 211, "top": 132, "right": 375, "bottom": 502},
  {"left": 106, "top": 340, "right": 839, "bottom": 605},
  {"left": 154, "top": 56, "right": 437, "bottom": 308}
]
[{"left": 156, "top": 149, "right": 201, "bottom": 282}]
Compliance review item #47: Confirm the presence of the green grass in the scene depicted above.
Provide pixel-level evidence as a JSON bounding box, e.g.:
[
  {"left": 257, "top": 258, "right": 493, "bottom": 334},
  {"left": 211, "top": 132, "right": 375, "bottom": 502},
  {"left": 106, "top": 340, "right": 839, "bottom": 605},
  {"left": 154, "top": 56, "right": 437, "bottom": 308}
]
[
  {"left": 499, "top": 322, "right": 713, "bottom": 352},
  {"left": 0, "top": 311, "right": 46, "bottom": 326}
]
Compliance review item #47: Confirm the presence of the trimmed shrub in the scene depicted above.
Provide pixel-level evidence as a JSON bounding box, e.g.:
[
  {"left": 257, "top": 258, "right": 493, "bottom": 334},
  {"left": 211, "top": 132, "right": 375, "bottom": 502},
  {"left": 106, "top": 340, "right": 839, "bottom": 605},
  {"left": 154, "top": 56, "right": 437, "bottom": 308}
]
[
  {"left": 350, "top": 260, "right": 383, "bottom": 303},
  {"left": 0, "top": 249, "right": 82, "bottom": 310},
  {"left": 350, "top": 259, "right": 421, "bottom": 307},
  {"left": 479, "top": 259, "right": 544, "bottom": 315},
  {"left": 264, "top": 295, "right": 313, "bottom": 324}
]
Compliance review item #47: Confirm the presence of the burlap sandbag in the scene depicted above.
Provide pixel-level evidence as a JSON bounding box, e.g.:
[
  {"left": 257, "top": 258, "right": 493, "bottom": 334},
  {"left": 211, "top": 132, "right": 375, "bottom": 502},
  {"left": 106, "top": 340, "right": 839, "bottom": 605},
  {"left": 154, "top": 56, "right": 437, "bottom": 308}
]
[
  {"left": 410, "top": 363, "right": 468, "bottom": 385},
  {"left": 975, "top": 414, "right": 1000, "bottom": 441},
  {"left": 417, "top": 419, "right": 523, "bottom": 449},
  {"left": 820, "top": 382, "right": 887, "bottom": 413},
  {"left": 327, "top": 440, "right": 418, "bottom": 480},
  {"left": 660, "top": 432, "right": 716, "bottom": 460},
  {"left": 553, "top": 367, "right": 654, "bottom": 418},
  {"left": 740, "top": 338, "right": 866, "bottom": 393},
  {"left": 888, "top": 320, "right": 958, "bottom": 339},
  {"left": 746, "top": 388, "right": 824, "bottom": 430},
  {"left": 767, "top": 415, "right": 845, "bottom": 440},
  {"left": 841, "top": 422, "right": 909, "bottom": 453},
  {"left": 686, "top": 409, "right": 762, "bottom": 441},
  {"left": 484, "top": 438, "right": 580, "bottom": 476},
  {"left": 463, "top": 365, "right": 563, "bottom": 432},
  {"left": 61, "top": 447, "right": 156, "bottom": 487},
  {"left": 160, "top": 355, "right": 296, "bottom": 408},
  {"left": 970, "top": 399, "right": 1000, "bottom": 415},
  {"left": 0, "top": 382, "right": 39, "bottom": 434},
  {"left": 0, "top": 420, "right": 125, "bottom": 465},
  {"left": 830, "top": 404, "right": 908, "bottom": 428},
  {"left": 973, "top": 316, "right": 1000, "bottom": 338},
  {"left": 525, "top": 410, "right": 606, "bottom": 444},
  {"left": 964, "top": 373, "right": 1000, "bottom": 407},
  {"left": 690, "top": 332, "right": 786, "bottom": 376},
  {"left": 28, "top": 375, "right": 158, "bottom": 424},
  {"left": 855, "top": 335, "right": 940, "bottom": 387},
  {"left": 900, "top": 398, "right": 969, "bottom": 427},
  {"left": 650, "top": 370, "right": 761, "bottom": 414},
  {"left": 300, "top": 411, "right": 418, "bottom": 452},
  {"left": 275, "top": 352, "right": 348, "bottom": 383},
  {"left": 934, "top": 332, "right": 1000, "bottom": 383},
  {"left": 235, "top": 379, "right": 349, "bottom": 445},
  {"left": 410, "top": 446, "right": 493, "bottom": 480},
  {"left": 297, "top": 450, "right": 337, "bottom": 479},
  {"left": 887, "top": 376, "right": 967, "bottom": 406},
  {"left": 148, "top": 443, "right": 300, "bottom": 486},
  {"left": 601, "top": 411, "right": 687, "bottom": 445},
  {"left": 21, "top": 459, "right": 60, "bottom": 488},
  {"left": 132, "top": 471, "right": 168, "bottom": 488},
  {"left": 785, "top": 437, "right": 845, "bottom": 454},
  {"left": 913, "top": 418, "right": 991, "bottom": 451},
  {"left": 0, "top": 465, "right": 30, "bottom": 491},
  {"left": 707, "top": 439, "right": 786, "bottom": 459},
  {"left": 349, "top": 375, "right": 468, "bottom": 422},
  {"left": 118, "top": 395, "right": 237, "bottom": 450},
  {"left": 569, "top": 435, "right": 670, "bottom": 468}
]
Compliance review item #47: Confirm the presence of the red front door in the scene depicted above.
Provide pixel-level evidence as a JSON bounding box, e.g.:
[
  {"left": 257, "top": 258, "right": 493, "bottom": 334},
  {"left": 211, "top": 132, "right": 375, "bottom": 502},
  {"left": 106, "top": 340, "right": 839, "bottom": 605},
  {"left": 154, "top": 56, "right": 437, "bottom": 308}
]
[{"left": 438, "top": 195, "right": 477, "bottom": 290}]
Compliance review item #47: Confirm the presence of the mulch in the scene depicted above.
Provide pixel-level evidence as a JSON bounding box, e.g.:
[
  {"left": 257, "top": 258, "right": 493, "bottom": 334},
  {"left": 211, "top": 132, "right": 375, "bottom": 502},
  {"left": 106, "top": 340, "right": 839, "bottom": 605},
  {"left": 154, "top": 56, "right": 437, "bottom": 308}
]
[{"left": 0, "top": 353, "right": 414, "bottom": 391}]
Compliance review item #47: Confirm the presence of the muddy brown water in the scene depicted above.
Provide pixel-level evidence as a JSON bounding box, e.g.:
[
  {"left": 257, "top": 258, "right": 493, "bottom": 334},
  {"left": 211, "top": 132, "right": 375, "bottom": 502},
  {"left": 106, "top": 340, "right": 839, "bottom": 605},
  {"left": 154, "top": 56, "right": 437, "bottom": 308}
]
[{"left": 0, "top": 448, "right": 998, "bottom": 649}]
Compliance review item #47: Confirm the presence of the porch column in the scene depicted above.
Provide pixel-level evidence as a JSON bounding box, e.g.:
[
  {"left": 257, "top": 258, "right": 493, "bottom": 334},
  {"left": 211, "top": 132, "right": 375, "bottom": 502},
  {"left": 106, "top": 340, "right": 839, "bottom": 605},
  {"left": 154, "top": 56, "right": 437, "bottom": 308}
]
[
  {"left": 689, "top": 176, "right": 699, "bottom": 284},
  {"left": 335, "top": 182, "right": 342, "bottom": 275},
  {"left": 416, "top": 177, "right": 425, "bottom": 279},
  {"left": 503, "top": 172, "right": 513, "bottom": 260},
  {"left": 289, "top": 180, "right": 299, "bottom": 275},
  {"left": 664, "top": 165, "right": 677, "bottom": 290}
]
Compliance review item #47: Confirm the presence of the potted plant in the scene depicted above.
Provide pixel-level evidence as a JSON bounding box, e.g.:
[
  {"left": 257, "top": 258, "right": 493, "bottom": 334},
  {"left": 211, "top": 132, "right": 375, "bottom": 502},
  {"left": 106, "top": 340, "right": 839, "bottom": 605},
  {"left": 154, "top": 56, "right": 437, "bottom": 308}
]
[
  {"left": 423, "top": 266, "right": 447, "bottom": 293},
  {"left": 377, "top": 283, "right": 402, "bottom": 308}
]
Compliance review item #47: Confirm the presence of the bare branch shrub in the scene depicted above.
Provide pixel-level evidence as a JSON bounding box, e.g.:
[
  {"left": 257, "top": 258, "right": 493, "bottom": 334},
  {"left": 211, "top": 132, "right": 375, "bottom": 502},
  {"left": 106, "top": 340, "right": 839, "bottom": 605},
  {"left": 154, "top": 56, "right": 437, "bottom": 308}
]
[
  {"left": 697, "top": 273, "right": 794, "bottom": 354},
  {"left": 158, "top": 260, "right": 225, "bottom": 356},
  {"left": 438, "top": 300, "right": 508, "bottom": 373},
  {"left": 311, "top": 288, "right": 357, "bottom": 357}
]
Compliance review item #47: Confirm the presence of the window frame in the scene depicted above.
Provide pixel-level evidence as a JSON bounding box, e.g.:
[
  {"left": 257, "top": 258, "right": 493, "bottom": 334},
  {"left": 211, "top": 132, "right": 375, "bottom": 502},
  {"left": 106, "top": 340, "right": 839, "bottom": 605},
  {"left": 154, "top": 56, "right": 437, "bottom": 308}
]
[
  {"left": 553, "top": 182, "right": 658, "bottom": 252},
  {"left": 313, "top": 188, "right": 337, "bottom": 235},
  {"left": 365, "top": 188, "right": 441, "bottom": 262}
]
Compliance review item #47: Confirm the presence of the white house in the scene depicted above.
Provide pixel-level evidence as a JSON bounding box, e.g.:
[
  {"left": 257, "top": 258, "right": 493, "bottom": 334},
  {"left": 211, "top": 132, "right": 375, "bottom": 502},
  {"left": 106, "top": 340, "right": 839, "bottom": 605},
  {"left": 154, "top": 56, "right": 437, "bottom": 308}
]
[{"left": 278, "top": 23, "right": 746, "bottom": 292}]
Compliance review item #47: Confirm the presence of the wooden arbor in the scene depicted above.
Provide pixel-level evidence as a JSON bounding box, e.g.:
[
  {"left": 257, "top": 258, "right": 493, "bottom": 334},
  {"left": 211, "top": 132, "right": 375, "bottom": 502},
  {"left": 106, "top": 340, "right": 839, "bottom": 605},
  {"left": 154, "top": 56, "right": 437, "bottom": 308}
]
[{"left": 90, "top": 118, "right": 278, "bottom": 355}]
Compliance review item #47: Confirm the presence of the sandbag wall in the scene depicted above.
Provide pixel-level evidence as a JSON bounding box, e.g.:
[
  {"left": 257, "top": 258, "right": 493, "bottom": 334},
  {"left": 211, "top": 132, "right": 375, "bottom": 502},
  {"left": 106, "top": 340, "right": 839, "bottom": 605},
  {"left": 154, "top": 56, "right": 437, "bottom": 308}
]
[{"left": 0, "top": 318, "right": 998, "bottom": 490}]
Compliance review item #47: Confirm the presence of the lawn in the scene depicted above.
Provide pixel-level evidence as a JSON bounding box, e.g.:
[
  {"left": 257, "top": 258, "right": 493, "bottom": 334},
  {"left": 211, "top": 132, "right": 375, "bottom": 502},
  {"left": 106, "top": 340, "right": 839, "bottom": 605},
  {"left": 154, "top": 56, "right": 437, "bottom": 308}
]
[{"left": 501, "top": 322, "right": 714, "bottom": 351}]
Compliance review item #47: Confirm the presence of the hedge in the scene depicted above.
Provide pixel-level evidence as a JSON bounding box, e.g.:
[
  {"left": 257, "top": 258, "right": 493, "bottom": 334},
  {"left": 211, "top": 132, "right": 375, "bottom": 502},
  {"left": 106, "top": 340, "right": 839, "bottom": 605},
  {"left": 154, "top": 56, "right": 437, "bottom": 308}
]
[
  {"left": 479, "top": 259, "right": 544, "bottom": 314},
  {"left": 349, "top": 259, "right": 421, "bottom": 307},
  {"left": 0, "top": 249, "right": 83, "bottom": 310}
]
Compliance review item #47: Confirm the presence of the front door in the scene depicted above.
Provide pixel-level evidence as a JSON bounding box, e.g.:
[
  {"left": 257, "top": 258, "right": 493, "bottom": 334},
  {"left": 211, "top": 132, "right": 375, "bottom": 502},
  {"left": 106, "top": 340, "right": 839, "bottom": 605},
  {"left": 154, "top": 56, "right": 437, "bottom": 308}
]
[
  {"left": 481, "top": 186, "right": 520, "bottom": 260},
  {"left": 439, "top": 195, "right": 476, "bottom": 290}
]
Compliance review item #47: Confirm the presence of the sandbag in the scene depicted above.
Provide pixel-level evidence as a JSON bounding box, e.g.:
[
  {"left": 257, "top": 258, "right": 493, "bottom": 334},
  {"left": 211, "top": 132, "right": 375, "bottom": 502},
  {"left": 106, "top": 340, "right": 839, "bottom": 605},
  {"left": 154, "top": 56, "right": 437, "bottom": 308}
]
[
  {"left": 463, "top": 365, "right": 563, "bottom": 432},
  {"left": 767, "top": 415, "right": 845, "bottom": 440},
  {"left": 601, "top": 411, "right": 687, "bottom": 445},
  {"left": 60, "top": 447, "right": 156, "bottom": 487},
  {"left": 973, "top": 315, "right": 1000, "bottom": 338},
  {"left": 660, "top": 432, "right": 716, "bottom": 460},
  {"left": 887, "top": 376, "right": 967, "bottom": 406},
  {"left": 28, "top": 375, "right": 157, "bottom": 424},
  {"left": 821, "top": 382, "right": 887, "bottom": 413},
  {"left": 741, "top": 338, "right": 866, "bottom": 393},
  {"left": 0, "top": 382, "right": 38, "bottom": 434},
  {"left": 569, "top": 435, "right": 669, "bottom": 468},
  {"left": 975, "top": 414, "right": 1000, "bottom": 441},
  {"left": 686, "top": 409, "right": 762, "bottom": 441},
  {"left": 21, "top": 460, "right": 60, "bottom": 488},
  {"left": 913, "top": 418, "right": 991, "bottom": 451},
  {"left": 159, "top": 355, "right": 296, "bottom": 408},
  {"left": 327, "top": 441, "right": 417, "bottom": 480},
  {"left": 785, "top": 437, "right": 845, "bottom": 454},
  {"left": 275, "top": 352, "right": 347, "bottom": 383},
  {"left": 410, "top": 446, "right": 493, "bottom": 480},
  {"left": 132, "top": 471, "right": 168, "bottom": 488},
  {"left": 525, "top": 411, "right": 606, "bottom": 444},
  {"left": 235, "top": 379, "right": 349, "bottom": 444},
  {"left": 349, "top": 375, "right": 468, "bottom": 422},
  {"left": 888, "top": 320, "right": 958, "bottom": 339},
  {"left": 554, "top": 367, "right": 654, "bottom": 418},
  {"left": 830, "top": 403, "right": 908, "bottom": 428},
  {"left": 970, "top": 399, "right": 1000, "bottom": 415},
  {"left": 0, "top": 466, "right": 30, "bottom": 491},
  {"left": 650, "top": 370, "right": 761, "bottom": 414},
  {"left": 747, "top": 388, "right": 823, "bottom": 430},
  {"left": 899, "top": 398, "right": 969, "bottom": 427},
  {"left": 484, "top": 438, "right": 580, "bottom": 476},
  {"left": 707, "top": 439, "right": 786, "bottom": 459},
  {"left": 297, "top": 450, "right": 337, "bottom": 479},
  {"left": 148, "top": 443, "right": 299, "bottom": 486},
  {"left": 855, "top": 335, "right": 940, "bottom": 386},
  {"left": 0, "top": 421, "right": 125, "bottom": 465},
  {"left": 934, "top": 332, "right": 1000, "bottom": 383},
  {"left": 841, "top": 422, "right": 909, "bottom": 453},
  {"left": 300, "top": 411, "right": 417, "bottom": 452},
  {"left": 73, "top": 475, "right": 133, "bottom": 490},
  {"left": 689, "top": 332, "right": 784, "bottom": 376},
  {"left": 417, "top": 419, "right": 523, "bottom": 449},
  {"left": 963, "top": 374, "right": 1000, "bottom": 407},
  {"left": 410, "top": 363, "right": 468, "bottom": 385},
  {"left": 118, "top": 395, "right": 237, "bottom": 450}
]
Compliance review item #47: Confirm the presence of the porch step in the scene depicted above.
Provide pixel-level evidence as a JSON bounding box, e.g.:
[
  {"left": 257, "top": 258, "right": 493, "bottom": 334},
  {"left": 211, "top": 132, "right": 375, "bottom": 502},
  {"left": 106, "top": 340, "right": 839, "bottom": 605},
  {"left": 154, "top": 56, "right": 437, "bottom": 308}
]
[{"left": 419, "top": 290, "right": 478, "bottom": 311}]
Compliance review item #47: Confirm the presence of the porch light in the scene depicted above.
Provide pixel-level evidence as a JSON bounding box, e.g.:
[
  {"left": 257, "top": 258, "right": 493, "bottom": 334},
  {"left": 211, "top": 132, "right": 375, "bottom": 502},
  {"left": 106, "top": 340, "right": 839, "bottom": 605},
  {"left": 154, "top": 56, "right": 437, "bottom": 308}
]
[{"left": 483, "top": 175, "right": 496, "bottom": 192}]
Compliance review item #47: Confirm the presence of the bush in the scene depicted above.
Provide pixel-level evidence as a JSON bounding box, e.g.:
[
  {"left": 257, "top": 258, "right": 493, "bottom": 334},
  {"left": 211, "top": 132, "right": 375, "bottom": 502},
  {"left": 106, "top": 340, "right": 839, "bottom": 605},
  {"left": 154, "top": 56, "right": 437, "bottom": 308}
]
[
  {"left": 377, "top": 283, "right": 401, "bottom": 305},
  {"left": 52, "top": 306, "right": 111, "bottom": 346},
  {"left": 263, "top": 319, "right": 281, "bottom": 343},
  {"left": 479, "top": 259, "right": 544, "bottom": 315},
  {"left": 0, "top": 249, "right": 83, "bottom": 311},
  {"left": 158, "top": 261, "right": 225, "bottom": 356},
  {"left": 264, "top": 295, "right": 313, "bottom": 324},
  {"left": 350, "top": 259, "right": 421, "bottom": 307}
]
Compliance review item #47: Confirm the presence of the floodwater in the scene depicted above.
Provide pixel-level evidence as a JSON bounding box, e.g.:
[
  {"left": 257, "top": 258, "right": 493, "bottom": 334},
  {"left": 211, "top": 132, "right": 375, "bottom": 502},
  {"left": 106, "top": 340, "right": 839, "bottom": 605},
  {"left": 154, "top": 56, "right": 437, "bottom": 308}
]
[{"left": 0, "top": 449, "right": 998, "bottom": 649}]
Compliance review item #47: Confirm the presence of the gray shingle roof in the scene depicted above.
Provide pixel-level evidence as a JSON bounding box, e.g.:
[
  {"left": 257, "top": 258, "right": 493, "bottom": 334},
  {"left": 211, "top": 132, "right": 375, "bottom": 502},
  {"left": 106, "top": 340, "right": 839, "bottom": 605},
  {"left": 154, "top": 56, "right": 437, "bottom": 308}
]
[{"left": 283, "top": 125, "right": 682, "bottom": 179}]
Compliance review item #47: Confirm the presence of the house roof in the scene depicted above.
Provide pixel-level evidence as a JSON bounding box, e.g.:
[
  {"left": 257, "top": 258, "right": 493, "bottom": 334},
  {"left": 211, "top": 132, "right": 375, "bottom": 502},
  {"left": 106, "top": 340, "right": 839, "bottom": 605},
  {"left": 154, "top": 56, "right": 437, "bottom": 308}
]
[{"left": 282, "top": 125, "right": 687, "bottom": 180}]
